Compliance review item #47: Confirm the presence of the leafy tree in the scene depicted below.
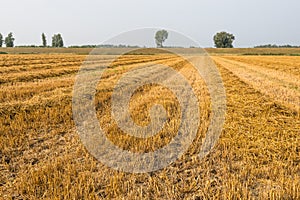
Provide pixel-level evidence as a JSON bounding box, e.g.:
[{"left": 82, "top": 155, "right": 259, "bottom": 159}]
[
  {"left": 155, "top": 30, "right": 168, "bottom": 48},
  {"left": 52, "top": 33, "right": 64, "bottom": 47},
  {"left": 0, "top": 33, "right": 3, "bottom": 47},
  {"left": 5, "top": 32, "right": 15, "bottom": 47},
  {"left": 42, "top": 33, "right": 47, "bottom": 47},
  {"left": 213, "top": 31, "right": 235, "bottom": 48}
]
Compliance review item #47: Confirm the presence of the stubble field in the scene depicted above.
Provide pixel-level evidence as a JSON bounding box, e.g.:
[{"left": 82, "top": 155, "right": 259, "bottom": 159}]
[{"left": 0, "top": 50, "right": 299, "bottom": 199}]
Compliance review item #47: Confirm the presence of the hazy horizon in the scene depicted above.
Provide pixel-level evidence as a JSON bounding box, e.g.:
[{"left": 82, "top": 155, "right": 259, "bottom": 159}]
[{"left": 1, "top": 0, "right": 299, "bottom": 47}]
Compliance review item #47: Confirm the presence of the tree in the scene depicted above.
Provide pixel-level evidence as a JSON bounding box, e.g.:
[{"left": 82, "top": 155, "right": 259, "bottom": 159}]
[
  {"left": 213, "top": 31, "right": 235, "bottom": 48},
  {"left": 42, "top": 33, "right": 47, "bottom": 47},
  {"left": 5, "top": 32, "right": 15, "bottom": 47},
  {"left": 0, "top": 33, "right": 3, "bottom": 47},
  {"left": 52, "top": 33, "right": 64, "bottom": 47},
  {"left": 155, "top": 30, "right": 168, "bottom": 48}
]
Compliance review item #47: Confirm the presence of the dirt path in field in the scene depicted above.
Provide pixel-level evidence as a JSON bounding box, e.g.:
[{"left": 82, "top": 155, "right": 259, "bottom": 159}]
[{"left": 213, "top": 56, "right": 300, "bottom": 111}]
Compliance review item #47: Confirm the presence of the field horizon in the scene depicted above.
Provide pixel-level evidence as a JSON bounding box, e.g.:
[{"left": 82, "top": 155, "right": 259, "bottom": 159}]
[{"left": 1, "top": 47, "right": 300, "bottom": 56}]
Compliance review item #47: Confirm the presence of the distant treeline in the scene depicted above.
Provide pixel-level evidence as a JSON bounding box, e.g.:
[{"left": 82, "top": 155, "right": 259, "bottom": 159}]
[
  {"left": 16, "top": 45, "right": 50, "bottom": 48},
  {"left": 14, "top": 44, "right": 142, "bottom": 48},
  {"left": 254, "top": 44, "right": 300, "bottom": 48},
  {"left": 68, "top": 44, "right": 141, "bottom": 48},
  {"left": 12, "top": 44, "right": 300, "bottom": 49},
  {"left": 13, "top": 44, "right": 189, "bottom": 48}
]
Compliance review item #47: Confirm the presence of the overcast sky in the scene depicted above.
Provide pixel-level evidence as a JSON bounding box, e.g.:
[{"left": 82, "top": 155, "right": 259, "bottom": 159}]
[{"left": 1, "top": 0, "right": 299, "bottom": 47}]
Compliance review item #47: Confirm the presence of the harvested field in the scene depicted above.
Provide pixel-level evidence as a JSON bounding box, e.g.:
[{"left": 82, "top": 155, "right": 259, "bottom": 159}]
[{"left": 0, "top": 53, "right": 299, "bottom": 199}]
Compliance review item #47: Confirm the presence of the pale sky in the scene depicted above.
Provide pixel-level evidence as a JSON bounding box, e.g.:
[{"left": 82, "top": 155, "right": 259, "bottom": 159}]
[{"left": 1, "top": 0, "right": 299, "bottom": 47}]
